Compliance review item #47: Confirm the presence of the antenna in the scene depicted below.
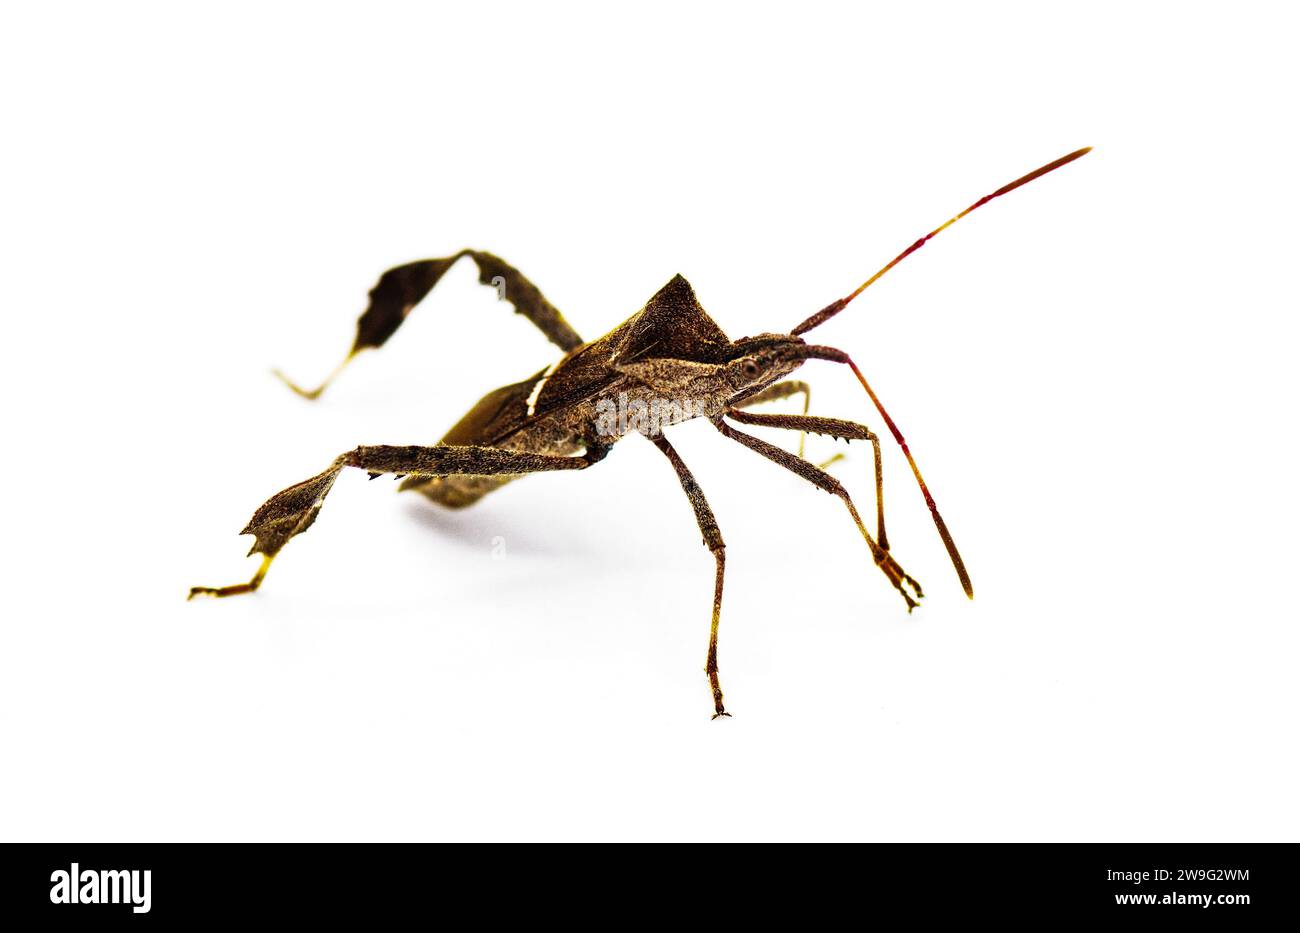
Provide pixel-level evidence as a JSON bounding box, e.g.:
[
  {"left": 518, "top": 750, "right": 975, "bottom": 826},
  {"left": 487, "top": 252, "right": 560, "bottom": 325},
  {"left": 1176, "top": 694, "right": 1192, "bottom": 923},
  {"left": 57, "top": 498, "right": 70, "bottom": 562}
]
[{"left": 792, "top": 147, "right": 1092, "bottom": 336}]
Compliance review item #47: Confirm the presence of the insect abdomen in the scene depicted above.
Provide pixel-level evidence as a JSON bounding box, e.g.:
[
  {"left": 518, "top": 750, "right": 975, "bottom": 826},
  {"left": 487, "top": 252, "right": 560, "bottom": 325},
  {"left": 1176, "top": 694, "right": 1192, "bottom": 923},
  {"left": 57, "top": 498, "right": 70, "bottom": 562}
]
[{"left": 399, "top": 365, "right": 582, "bottom": 509}]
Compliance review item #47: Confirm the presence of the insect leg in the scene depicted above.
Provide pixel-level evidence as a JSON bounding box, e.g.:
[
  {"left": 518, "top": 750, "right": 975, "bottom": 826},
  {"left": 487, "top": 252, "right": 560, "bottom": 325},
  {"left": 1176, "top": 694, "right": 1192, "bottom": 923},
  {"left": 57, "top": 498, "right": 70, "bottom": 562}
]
[
  {"left": 713, "top": 417, "right": 923, "bottom": 611},
  {"left": 648, "top": 434, "right": 730, "bottom": 720},
  {"left": 730, "top": 380, "right": 812, "bottom": 457},
  {"left": 725, "top": 409, "right": 889, "bottom": 552},
  {"left": 275, "top": 250, "right": 584, "bottom": 399},
  {"left": 189, "top": 443, "right": 608, "bottom": 599}
]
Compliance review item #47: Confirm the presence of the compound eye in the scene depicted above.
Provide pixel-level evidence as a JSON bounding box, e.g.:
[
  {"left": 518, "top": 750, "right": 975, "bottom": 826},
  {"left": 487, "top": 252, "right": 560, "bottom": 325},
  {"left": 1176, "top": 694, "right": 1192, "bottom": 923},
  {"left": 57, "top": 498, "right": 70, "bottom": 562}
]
[{"left": 741, "top": 358, "right": 761, "bottom": 379}]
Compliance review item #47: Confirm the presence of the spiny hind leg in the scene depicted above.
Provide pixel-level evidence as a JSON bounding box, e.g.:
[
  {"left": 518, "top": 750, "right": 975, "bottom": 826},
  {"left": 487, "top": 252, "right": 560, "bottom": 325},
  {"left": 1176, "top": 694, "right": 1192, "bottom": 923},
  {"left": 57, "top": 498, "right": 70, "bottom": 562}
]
[
  {"left": 713, "top": 416, "right": 922, "bottom": 612},
  {"left": 276, "top": 250, "right": 584, "bottom": 399},
  {"left": 648, "top": 434, "right": 730, "bottom": 719},
  {"left": 188, "top": 443, "right": 609, "bottom": 600}
]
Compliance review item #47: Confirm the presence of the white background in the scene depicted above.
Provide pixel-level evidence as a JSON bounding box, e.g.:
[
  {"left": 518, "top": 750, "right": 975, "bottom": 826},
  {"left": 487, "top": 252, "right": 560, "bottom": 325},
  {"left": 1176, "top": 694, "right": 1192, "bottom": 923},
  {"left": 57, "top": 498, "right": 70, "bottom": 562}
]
[{"left": 2, "top": 2, "right": 1297, "bottom": 842}]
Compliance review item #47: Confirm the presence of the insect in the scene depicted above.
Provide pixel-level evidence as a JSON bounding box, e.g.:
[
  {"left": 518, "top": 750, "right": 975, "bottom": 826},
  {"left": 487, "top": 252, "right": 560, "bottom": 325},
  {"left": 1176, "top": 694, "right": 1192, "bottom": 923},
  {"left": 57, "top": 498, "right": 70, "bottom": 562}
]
[{"left": 190, "top": 148, "right": 1091, "bottom": 718}]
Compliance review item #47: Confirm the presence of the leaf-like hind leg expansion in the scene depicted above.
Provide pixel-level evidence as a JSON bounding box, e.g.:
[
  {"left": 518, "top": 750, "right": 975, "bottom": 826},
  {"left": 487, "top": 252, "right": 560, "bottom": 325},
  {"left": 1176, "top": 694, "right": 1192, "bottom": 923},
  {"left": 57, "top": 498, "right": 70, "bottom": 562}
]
[
  {"left": 713, "top": 416, "right": 923, "bottom": 612},
  {"left": 648, "top": 435, "right": 730, "bottom": 720},
  {"left": 188, "top": 444, "right": 608, "bottom": 599},
  {"left": 275, "top": 250, "right": 585, "bottom": 399},
  {"left": 188, "top": 462, "right": 344, "bottom": 600}
]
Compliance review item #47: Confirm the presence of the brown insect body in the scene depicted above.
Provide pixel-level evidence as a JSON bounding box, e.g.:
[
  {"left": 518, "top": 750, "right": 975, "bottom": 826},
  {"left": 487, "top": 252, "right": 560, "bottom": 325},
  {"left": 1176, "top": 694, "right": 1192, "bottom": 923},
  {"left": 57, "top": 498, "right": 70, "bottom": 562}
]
[
  {"left": 409, "top": 274, "right": 806, "bottom": 510},
  {"left": 191, "top": 148, "right": 1092, "bottom": 718}
]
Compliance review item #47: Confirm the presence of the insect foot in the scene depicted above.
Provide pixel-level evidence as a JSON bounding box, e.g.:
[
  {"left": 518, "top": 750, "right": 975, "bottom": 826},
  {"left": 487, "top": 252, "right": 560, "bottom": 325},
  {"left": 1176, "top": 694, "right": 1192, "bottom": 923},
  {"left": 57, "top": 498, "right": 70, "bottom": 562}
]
[
  {"left": 706, "top": 647, "right": 731, "bottom": 720},
  {"left": 876, "top": 551, "right": 924, "bottom": 613},
  {"left": 188, "top": 554, "right": 274, "bottom": 600}
]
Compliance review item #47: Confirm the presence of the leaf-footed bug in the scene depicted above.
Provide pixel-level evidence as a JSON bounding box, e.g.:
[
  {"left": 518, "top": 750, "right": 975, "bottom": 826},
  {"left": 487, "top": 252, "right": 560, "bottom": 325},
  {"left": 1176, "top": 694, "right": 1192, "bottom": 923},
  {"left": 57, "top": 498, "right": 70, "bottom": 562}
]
[{"left": 190, "top": 148, "right": 1092, "bottom": 718}]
